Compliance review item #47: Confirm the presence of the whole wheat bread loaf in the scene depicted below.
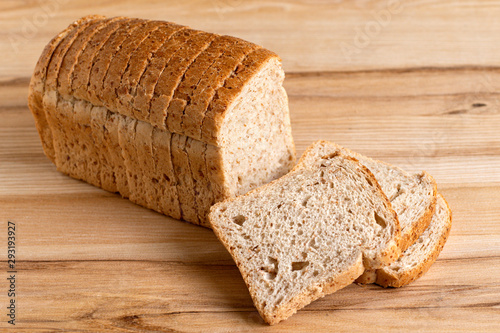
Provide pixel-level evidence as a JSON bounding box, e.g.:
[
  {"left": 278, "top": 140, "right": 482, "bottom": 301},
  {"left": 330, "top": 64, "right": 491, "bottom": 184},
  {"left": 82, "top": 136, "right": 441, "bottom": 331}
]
[
  {"left": 295, "top": 141, "right": 437, "bottom": 284},
  {"left": 209, "top": 152, "right": 401, "bottom": 325},
  {"left": 28, "top": 15, "right": 296, "bottom": 226}
]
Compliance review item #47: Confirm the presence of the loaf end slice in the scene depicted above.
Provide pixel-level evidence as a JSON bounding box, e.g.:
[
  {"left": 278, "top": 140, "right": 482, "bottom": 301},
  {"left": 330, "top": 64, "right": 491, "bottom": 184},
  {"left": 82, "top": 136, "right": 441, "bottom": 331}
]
[
  {"left": 375, "top": 193, "right": 452, "bottom": 287},
  {"left": 209, "top": 152, "right": 400, "bottom": 324}
]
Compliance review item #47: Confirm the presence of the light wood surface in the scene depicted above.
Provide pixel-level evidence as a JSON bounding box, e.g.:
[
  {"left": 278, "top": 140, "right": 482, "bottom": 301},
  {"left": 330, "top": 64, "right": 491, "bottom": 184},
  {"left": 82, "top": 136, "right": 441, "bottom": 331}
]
[{"left": 1, "top": 0, "right": 500, "bottom": 331}]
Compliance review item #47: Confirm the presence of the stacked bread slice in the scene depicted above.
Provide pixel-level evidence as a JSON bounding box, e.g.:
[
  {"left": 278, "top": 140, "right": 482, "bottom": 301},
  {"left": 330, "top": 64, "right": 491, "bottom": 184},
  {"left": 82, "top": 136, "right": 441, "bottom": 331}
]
[{"left": 209, "top": 141, "right": 452, "bottom": 324}]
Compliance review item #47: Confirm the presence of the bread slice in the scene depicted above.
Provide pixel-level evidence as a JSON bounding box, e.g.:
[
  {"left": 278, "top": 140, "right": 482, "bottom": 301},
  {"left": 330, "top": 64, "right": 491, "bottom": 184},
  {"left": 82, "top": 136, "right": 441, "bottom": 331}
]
[
  {"left": 209, "top": 152, "right": 401, "bottom": 325},
  {"left": 375, "top": 193, "right": 452, "bottom": 287},
  {"left": 295, "top": 141, "right": 437, "bottom": 283}
]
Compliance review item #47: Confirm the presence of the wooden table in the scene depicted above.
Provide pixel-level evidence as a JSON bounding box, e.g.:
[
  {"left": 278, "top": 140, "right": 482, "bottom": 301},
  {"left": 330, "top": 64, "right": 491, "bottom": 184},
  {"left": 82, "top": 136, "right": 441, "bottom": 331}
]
[{"left": 1, "top": 1, "right": 499, "bottom": 331}]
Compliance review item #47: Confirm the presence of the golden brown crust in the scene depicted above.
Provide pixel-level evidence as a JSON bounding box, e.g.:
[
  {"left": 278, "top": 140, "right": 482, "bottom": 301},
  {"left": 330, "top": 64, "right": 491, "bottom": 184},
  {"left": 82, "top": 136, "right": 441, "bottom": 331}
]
[
  {"left": 28, "top": 18, "right": 80, "bottom": 162},
  {"left": 34, "top": 16, "right": 284, "bottom": 147},
  {"left": 70, "top": 98, "right": 102, "bottom": 188},
  {"left": 89, "top": 18, "right": 143, "bottom": 106},
  {"left": 171, "top": 35, "right": 234, "bottom": 136},
  {"left": 154, "top": 31, "right": 217, "bottom": 130},
  {"left": 171, "top": 134, "right": 199, "bottom": 224},
  {"left": 103, "top": 111, "right": 130, "bottom": 197},
  {"left": 72, "top": 17, "right": 129, "bottom": 101},
  {"left": 90, "top": 105, "right": 117, "bottom": 193},
  {"left": 57, "top": 17, "right": 109, "bottom": 99},
  {"left": 132, "top": 28, "right": 194, "bottom": 122},
  {"left": 185, "top": 139, "right": 213, "bottom": 227},
  {"left": 35, "top": 16, "right": 103, "bottom": 165},
  {"left": 102, "top": 20, "right": 163, "bottom": 114},
  {"left": 118, "top": 22, "right": 185, "bottom": 119},
  {"left": 151, "top": 128, "right": 181, "bottom": 220}
]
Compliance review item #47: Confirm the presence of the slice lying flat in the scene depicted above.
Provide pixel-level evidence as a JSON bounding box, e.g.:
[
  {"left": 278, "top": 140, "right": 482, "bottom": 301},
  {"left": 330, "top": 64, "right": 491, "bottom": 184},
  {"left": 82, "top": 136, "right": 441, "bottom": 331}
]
[
  {"left": 375, "top": 193, "right": 452, "bottom": 287},
  {"left": 209, "top": 152, "right": 401, "bottom": 325},
  {"left": 296, "top": 141, "right": 437, "bottom": 284}
]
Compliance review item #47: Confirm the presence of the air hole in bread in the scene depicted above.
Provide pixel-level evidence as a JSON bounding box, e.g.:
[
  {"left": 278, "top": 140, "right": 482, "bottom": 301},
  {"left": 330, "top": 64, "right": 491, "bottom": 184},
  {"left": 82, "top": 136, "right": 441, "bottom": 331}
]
[
  {"left": 313, "top": 270, "right": 319, "bottom": 277},
  {"left": 302, "top": 195, "right": 311, "bottom": 207},
  {"left": 261, "top": 257, "right": 279, "bottom": 280},
  {"left": 365, "top": 177, "right": 374, "bottom": 187},
  {"left": 291, "top": 261, "right": 309, "bottom": 271},
  {"left": 232, "top": 214, "right": 246, "bottom": 226},
  {"left": 308, "top": 238, "right": 319, "bottom": 250},
  {"left": 374, "top": 212, "right": 387, "bottom": 229},
  {"left": 321, "top": 152, "right": 340, "bottom": 160}
]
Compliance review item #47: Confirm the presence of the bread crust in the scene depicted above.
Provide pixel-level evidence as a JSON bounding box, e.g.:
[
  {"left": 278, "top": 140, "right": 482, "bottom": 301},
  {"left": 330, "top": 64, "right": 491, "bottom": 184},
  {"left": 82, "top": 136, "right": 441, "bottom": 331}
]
[
  {"left": 155, "top": 31, "right": 217, "bottom": 130},
  {"left": 41, "top": 17, "right": 103, "bottom": 168},
  {"left": 72, "top": 17, "right": 128, "bottom": 101},
  {"left": 174, "top": 35, "right": 235, "bottom": 136},
  {"left": 104, "top": 110, "right": 130, "bottom": 197},
  {"left": 165, "top": 34, "right": 229, "bottom": 135},
  {"left": 28, "top": 17, "right": 81, "bottom": 162},
  {"left": 90, "top": 105, "right": 117, "bottom": 192},
  {"left": 89, "top": 18, "right": 143, "bottom": 106},
  {"left": 133, "top": 28, "right": 194, "bottom": 122},
  {"left": 118, "top": 22, "right": 185, "bottom": 120},
  {"left": 375, "top": 193, "right": 452, "bottom": 287},
  {"left": 102, "top": 20, "right": 163, "bottom": 113},
  {"left": 135, "top": 120, "right": 159, "bottom": 211},
  {"left": 152, "top": 127, "right": 181, "bottom": 220},
  {"left": 171, "top": 134, "right": 199, "bottom": 224},
  {"left": 57, "top": 18, "right": 108, "bottom": 99},
  {"left": 72, "top": 98, "right": 102, "bottom": 188}
]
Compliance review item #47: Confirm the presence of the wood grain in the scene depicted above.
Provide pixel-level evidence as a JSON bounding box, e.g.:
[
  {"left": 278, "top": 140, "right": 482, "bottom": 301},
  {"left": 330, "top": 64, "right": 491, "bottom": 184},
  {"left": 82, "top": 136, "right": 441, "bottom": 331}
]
[{"left": 1, "top": 0, "right": 500, "bottom": 331}]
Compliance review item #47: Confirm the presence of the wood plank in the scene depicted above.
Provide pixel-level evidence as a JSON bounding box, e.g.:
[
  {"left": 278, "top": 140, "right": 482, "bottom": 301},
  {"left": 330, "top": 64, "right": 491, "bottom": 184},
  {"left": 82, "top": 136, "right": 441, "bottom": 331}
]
[
  {"left": 0, "top": 259, "right": 498, "bottom": 331},
  {"left": 2, "top": 0, "right": 500, "bottom": 78}
]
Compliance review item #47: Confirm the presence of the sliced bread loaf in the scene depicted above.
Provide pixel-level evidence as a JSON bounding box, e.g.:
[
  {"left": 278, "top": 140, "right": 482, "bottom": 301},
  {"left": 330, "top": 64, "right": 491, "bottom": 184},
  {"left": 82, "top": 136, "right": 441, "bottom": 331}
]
[
  {"left": 29, "top": 16, "right": 296, "bottom": 226},
  {"left": 209, "top": 152, "right": 401, "bottom": 325},
  {"left": 375, "top": 193, "right": 452, "bottom": 287}
]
